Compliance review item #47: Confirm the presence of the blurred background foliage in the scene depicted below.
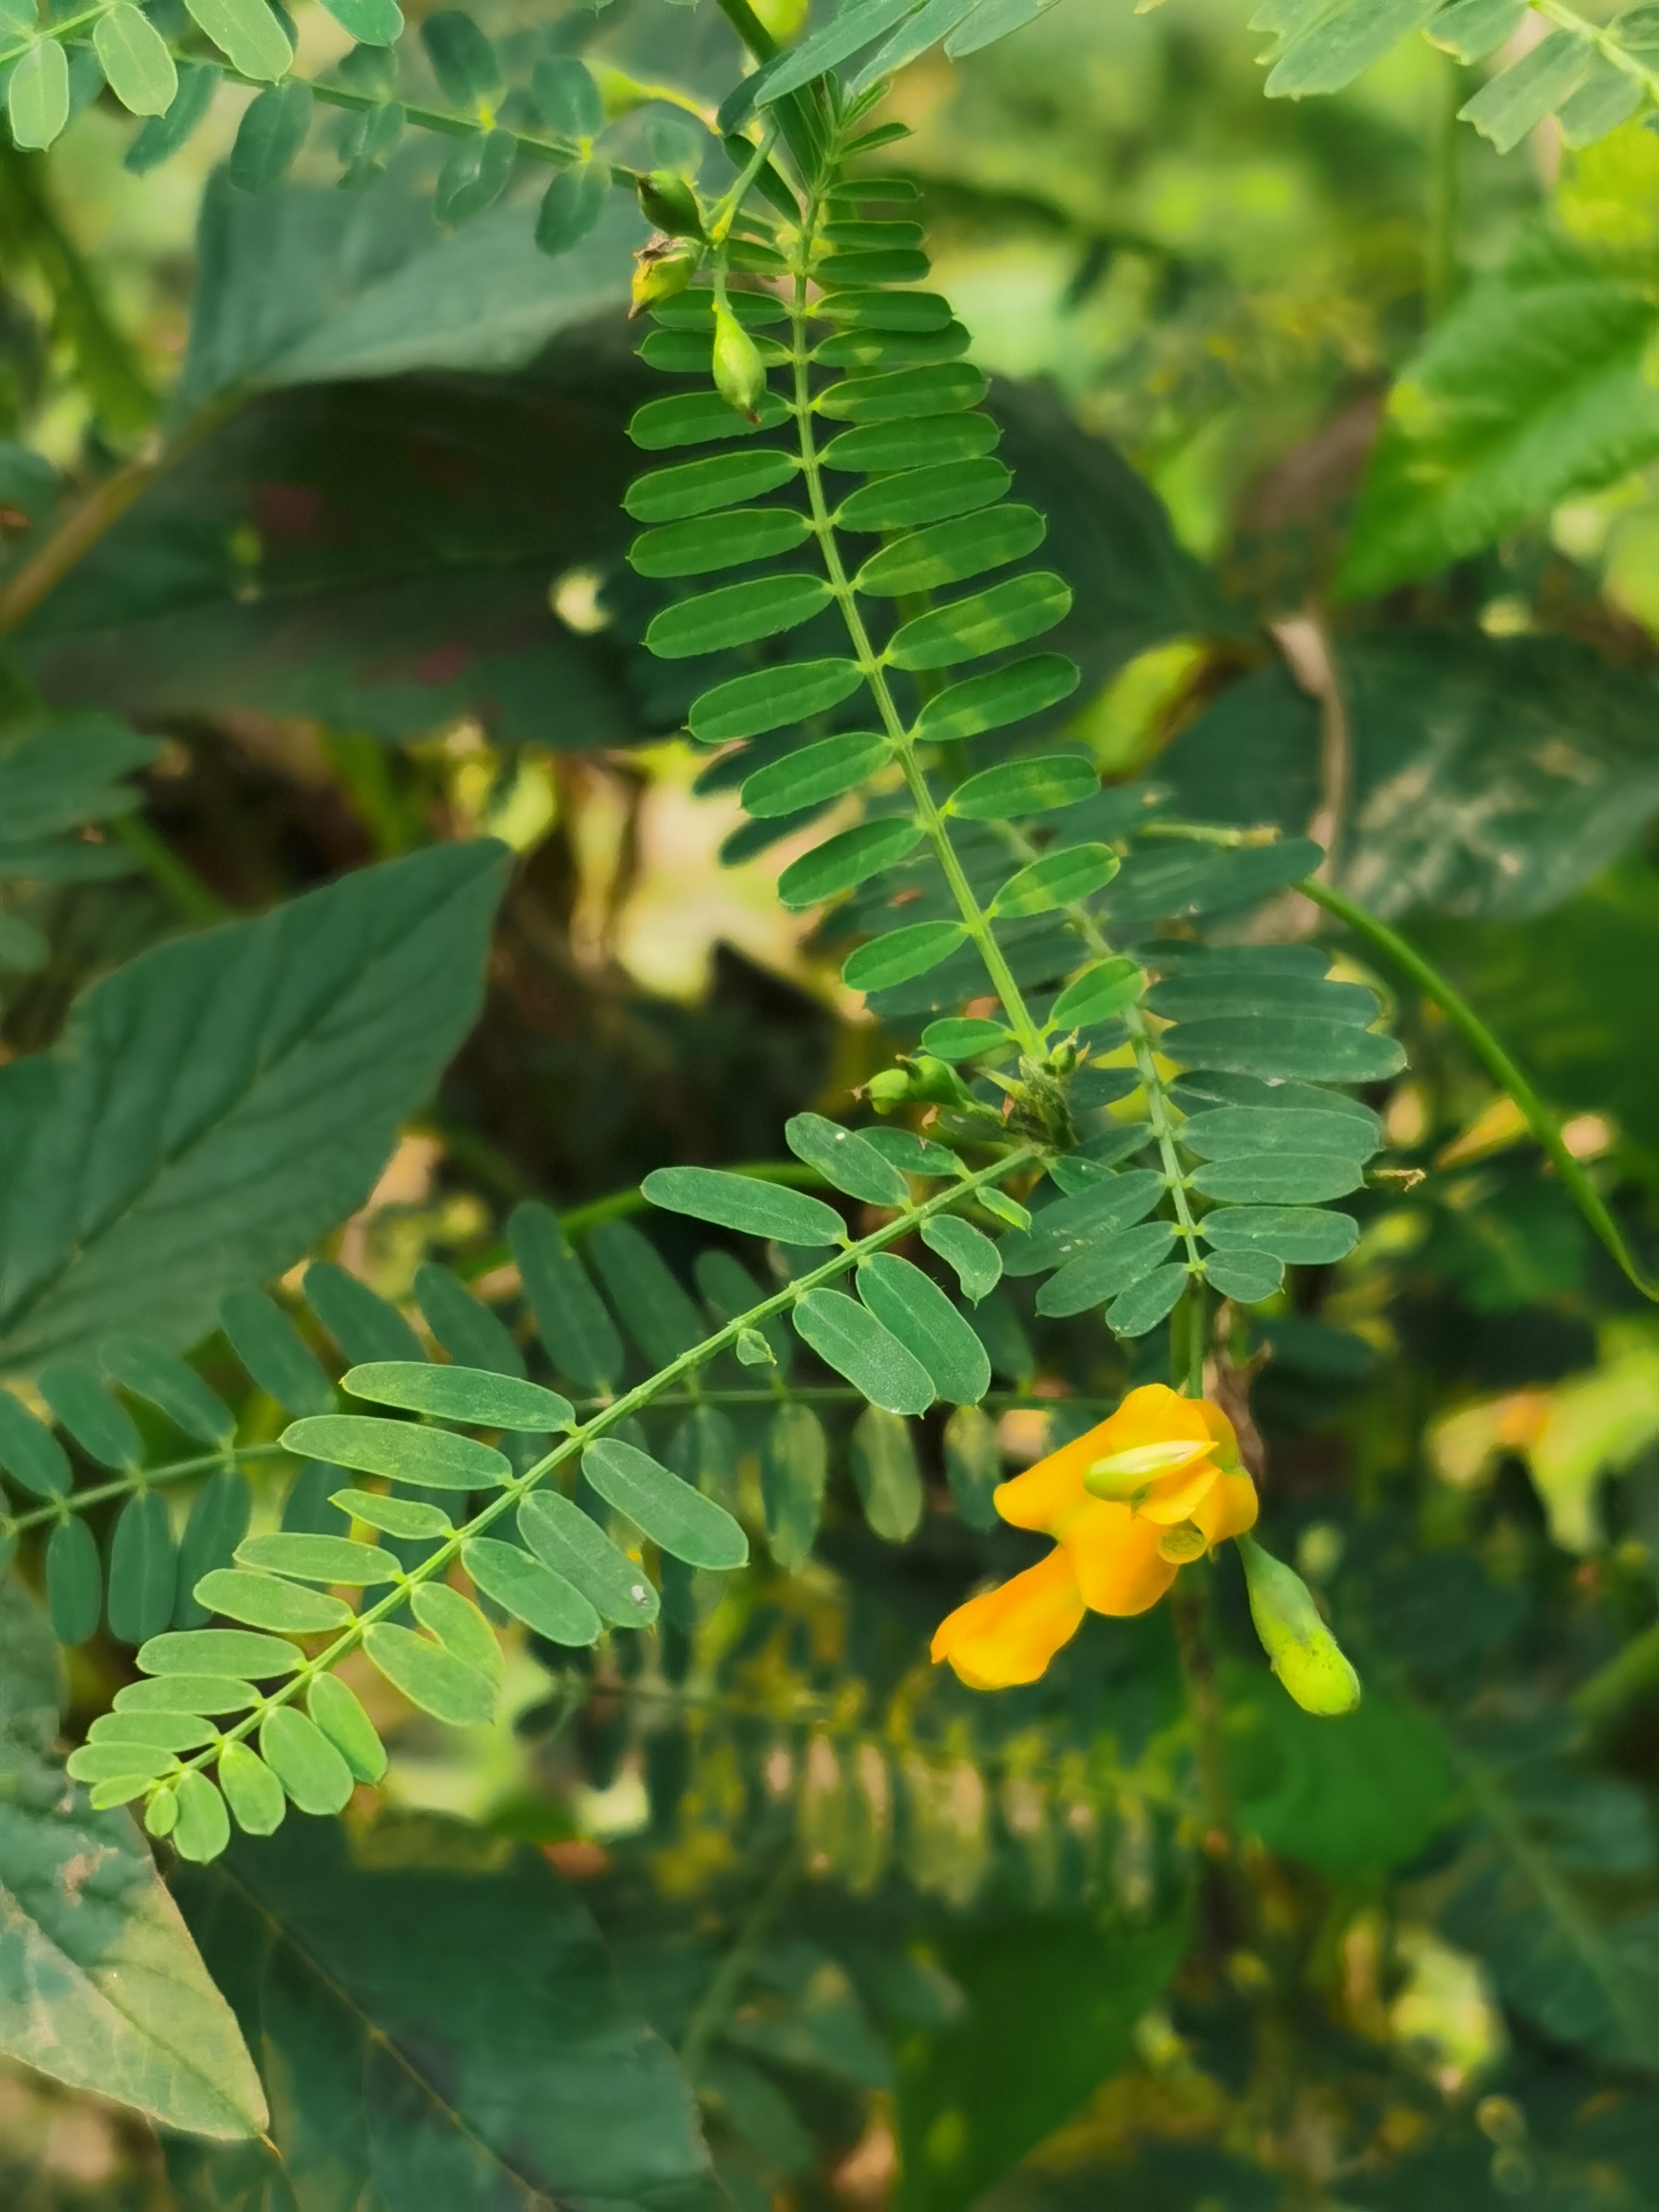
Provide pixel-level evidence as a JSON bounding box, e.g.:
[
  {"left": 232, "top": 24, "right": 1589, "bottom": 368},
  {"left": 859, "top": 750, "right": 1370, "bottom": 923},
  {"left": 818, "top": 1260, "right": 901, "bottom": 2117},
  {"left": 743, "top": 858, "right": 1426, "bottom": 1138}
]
[{"left": 10, "top": 0, "right": 1659, "bottom": 2207}]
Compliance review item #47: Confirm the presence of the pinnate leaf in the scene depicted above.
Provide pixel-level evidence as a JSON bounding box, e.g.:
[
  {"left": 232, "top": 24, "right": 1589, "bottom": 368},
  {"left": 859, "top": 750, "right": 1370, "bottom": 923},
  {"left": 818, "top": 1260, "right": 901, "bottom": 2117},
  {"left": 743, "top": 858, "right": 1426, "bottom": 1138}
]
[
  {"left": 343, "top": 1361, "right": 575, "bottom": 1433},
  {"left": 643, "top": 1166, "right": 845, "bottom": 1246}
]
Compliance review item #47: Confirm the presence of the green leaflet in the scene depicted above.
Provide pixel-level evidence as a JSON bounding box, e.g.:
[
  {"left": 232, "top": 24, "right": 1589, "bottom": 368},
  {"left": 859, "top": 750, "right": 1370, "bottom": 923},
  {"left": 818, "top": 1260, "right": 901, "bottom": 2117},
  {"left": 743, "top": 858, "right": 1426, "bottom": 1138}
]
[
  {"left": 778, "top": 819, "right": 922, "bottom": 908},
  {"left": 999, "top": 1171, "right": 1167, "bottom": 1275},
  {"left": 793, "top": 1289, "right": 936, "bottom": 1416},
  {"left": 94, "top": 4, "right": 178, "bottom": 116},
  {"left": 101, "top": 1334, "right": 235, "bottom": 1445},
  {"left": 642, "top": 1165, "right": 846, "bottom": 1245},
  {"left": 307, "top": 1673, "right": 387, "bottom": 1781},
  {"left": 1191, "top": 1155, "right": 1364, "bottom": 1204},
  {"left": 1147, "top": 972, "right": 1378, "bottom": 1024},
  {"left": 1107, "top": 1264, "right": 1190, "bottom": 1338},
  {"left": 106, "top": 1495, "right": 178, "bottom": 1645},
  {"left": 260, "top": 1706, "right": 354, "bottom": 1815},
  {"left": 1203, "top": 1248, "right": 1285, "bottom": 1303},
  {"left": 991, "top": 843, "right": 1119, "bottom": 917},
  {"left": 138, "top": 1629, "right": 301, "bottom": 1680},
  {"left": 434, "top": 128, "right": 517, "bottom": 227},
  {"left": 529, "top": 52, "right": 600, "bottom": 133},
  {"left": 1178, "top": 1105, "right": 1381, "bottom": 1161},
  {"left": 230, "top": 81, "right": 314, "bottom": 193},
  {"left": 1265, "top": 0, "right": 1443, "bottom": 96},
  {"left": 914, "top": 652, "right": 1080, "bottom": 742},
  {"left": 518, "top": 1490, "right": 661, "bottom": 1627},
  {"left": 842, "top": 922, "right": 967, "bottom": 991},
  {"left": 753, "top": 0, "right": 918, "bottom": 101},
  {"left": 639, "top": 329, "right": 791, "bottom": 376},
  {"left": 40, "top": 1361, "right": 141, "bottom": 1470},
  {"left": 943, "top": 1402, "right": 1002, "bottom": 1529},
  {"left": 691, "top": 658, "right": 865, "bottom": 743},
  {"left": 172, "top": 1771, "right": 232, "bottom": 1863},
  {"left": 363, "top": 1621, "right": 497, "bottom": 1726},
  {"left": 124, "top": 62, "right": 216, "bottom": 175},
  {"left": 420, "top": 9, "right": 500, "bottom": 103},
  {"left": 413, "top": 1263, "right": 526, "bottom": 1379},
  {"left": 857, "top": 1255, "right": 990, "bottom": 1405},
  {"left": 66, "top": 1740, "right": 179, "bottom": 1785},
  {"left": 1201, "top": 1207, "right": 1360, "bottom": 1264},
  {"left": 218, "top": 1289, "right": 335, "bottom": 1417},
  {"left": 46, "top": 1520, "right": 102, "bottom": 1645},
  {"left": 650, "top": 289, "right": 788, "bottom": 330},
  {"left": 762, "top": 1403, "right": 827, "bottom": 1571},
  {"left": 302, "top": 1261, "right": 423, "bottom": 1365},
  {"left": 888, "top": 571, "right": 1074, "bottom": 668},
  {"left": 1162, "top": 1014, "right": 1405, "bottom": 1084},
  {"left": 814, "top": 323, "right": 972, "bottom": 371},
  {"left": 236, "top": 1531, "right": 399, "bottom": 1584},
  {"left": 90, "top": 1711, "right": 220, "bottom": 1752},
  {"left": 835, "top": 457, "right": 1011, "bottom": 531},
  {"left": 115, "top": 1674, "right": 262, "bottom": 1715},
  {"left": 646, "top": 574, "right": 833, "bottom": 658},
  {"left": 183, "top": 0, "right": 292, "bottom": 79},
  {"left": 343, "top": 1361, "right": 575, "bottom": 1433},
  {"left": 862, "top": 1128, "right": 960, "bottom": 1176},
  {"left": 854, "top": 503, "right": 1046, "bottom": 596},
  {"left": 820, "top": 412, "right": 1002, "bottom": 473},
  {"left": 786, "top": 1113, "right": 910, "bottom": 1205},
  {"left": 0, "top": 1392, "right": 70, "bottom": 1498},
  {"left": 509, "top": 1202, "right": 623, "bottom": 1393},
  {"left": 849, "top": 1406, "right": 924, "bottom": 1541},
  {"left": 1460, "top": 30, "right": 1590, "bottom": 153},
  {"left": 1035, "top": 1223, "right": 1179, "bottom": 1316},
  {"left": 921, "top": 1215, "right": 1002, "bottom": 1303},
  {"left": 742, "top": 730, "right": 891, "bottom": 817},
  {"left": 7, "top": 39, "right": 69, "bottom": 150},
  {"left": 330, "top": 1489, "right": 454, "bottom": 1540},
  {"left": 697, "top": 1248, "right": 793, "bottom": 1371},
  {"left": 174, "top": 1484, "right": 253, "bottom": 1618},
  {"left": 191, "top": 1570, "right": 355, "bottom": 1634},
  {"left": 922, "top": 1017, "right": 1012, "bottom": 1061},
  {"left": 626, "top": 448, "right": 801, "bottom": 523},
  {"left": 1557, "top": 62, "right": 1643, "bottom": 150},
  {"left": 589, "top": 1219, "right": 705, "bottom": 1367},
  {"left": 281, "top": 1414, "right": 510, "bottom": 1492},
  {"left": 629, "top": 506, "right": 813, "bottom": 580},
  {"left": 218, "top": 1741, "right": 286, "bottom": 1837},
  {"left": 952, "top": 754, "right": 1098, "bottom": 822},
  {"left": 1426, "top": 0, "right": 1526, "bottom": 64},
  {"left": 815, "top": 361, "right": 988, "bottom": 421},
  {"left": 628, "top": 389, "right": 791, "bottom": 450},
  {"left": 411, "top": 1583, "right": 502, "bottom": 1681},
  {"left": 816, "top": 247, "right": 936, "bottom": 289},
  {"left": 581, "top": 1438, "right": 749, "bottom": 1570},
  {"left": 321, "top": 0, "right": 403, "bottom": 39},
  {"left": 1050, "top": 957, "right": 1144, "bottom": 1028},
  {"left": 463, "top": 1535, "right": 602, "bottom": 1645}
]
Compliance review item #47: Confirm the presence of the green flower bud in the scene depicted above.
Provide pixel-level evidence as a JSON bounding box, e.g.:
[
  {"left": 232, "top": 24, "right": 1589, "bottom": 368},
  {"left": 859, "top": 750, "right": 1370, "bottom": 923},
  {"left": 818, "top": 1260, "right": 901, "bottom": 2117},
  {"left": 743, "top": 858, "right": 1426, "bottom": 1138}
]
[
  {"left": 630, "top": 235, "right": 703, "bottom": 318},
  {"left": 865, "top": 1068, "right": 914, "bottom": 1110},
  {"left": 637, "top": 169, "right": 705, "bottom": 240},
  {"left": 1237, "top": 1534, "right": 1361, "bottom": 1716},
  {"left": 712, "top": 300, "right": 768, "bottom": 423}
]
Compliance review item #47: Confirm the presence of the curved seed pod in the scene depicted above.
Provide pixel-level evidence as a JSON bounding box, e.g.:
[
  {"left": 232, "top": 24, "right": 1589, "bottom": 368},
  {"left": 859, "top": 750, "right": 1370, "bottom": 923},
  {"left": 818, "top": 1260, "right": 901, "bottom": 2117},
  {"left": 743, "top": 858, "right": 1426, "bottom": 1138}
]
[
  {"left": 1237, "top": 1535, "right": 1361, "bottom": 1717},
  {"left": 712, "top": 301, "right": 768, "bottom": 422}
]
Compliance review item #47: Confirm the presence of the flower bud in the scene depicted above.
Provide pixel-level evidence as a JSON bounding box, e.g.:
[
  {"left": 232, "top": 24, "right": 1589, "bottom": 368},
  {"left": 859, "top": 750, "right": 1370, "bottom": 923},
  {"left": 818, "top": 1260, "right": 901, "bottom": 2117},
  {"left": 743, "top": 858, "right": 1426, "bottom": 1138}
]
[
  {"left": 865, "top": 1068, "right": 913, "bottom": 1111},
  {"left": 629, "top": 235, "right": 703, "bottom": 318},
  {"left": 712, "top": 300, "right": 768, "bottom": 422},
  {"left": 637, "top": 169, "right": 706, "bottom": 240},
  {"left": 1237, "top": 1535, "right": 1361, "bottom": 1716}
]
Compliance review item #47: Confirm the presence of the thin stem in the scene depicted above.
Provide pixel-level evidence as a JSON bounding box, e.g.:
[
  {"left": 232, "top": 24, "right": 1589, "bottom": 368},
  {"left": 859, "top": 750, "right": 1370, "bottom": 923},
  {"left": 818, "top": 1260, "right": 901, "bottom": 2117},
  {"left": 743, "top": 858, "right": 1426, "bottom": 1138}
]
[
  {"left": 2, "top": 1444, "right": 290, "bottom": 1540},
  {"left": 782, "top": 177, "right": 1047, "bottom": 1063},
  {"left": 164, "top": 1148, "right": 1038, "bottom": 1786},
  {"left": 109, "top": 817, "right": 229, "bottom": 926},
  {"left": 1301, "top": 877, "right": 1659, "bottom": 1304}
]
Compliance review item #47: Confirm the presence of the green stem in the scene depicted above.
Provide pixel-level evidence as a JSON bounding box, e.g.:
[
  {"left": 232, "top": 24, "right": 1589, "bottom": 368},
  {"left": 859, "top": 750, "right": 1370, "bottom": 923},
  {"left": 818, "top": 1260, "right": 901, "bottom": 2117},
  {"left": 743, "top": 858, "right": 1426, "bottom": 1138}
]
[
  {"left": 679, "top": 1844, "right": 800, "bottom": 2080},
  {"left": 782, "top": 175, "right": 1047, "bottom": 1064},
  {"left": 109, "top": 817, "right": 229, "bottom": 927},
  {"left": 164, "top": 1148, "right": 1037, "bottom": 1788},
  {"left": 1426, "top": 44, "right": 1461, "bottom": 326},
  {"left": 2, "top": 1444, "right": 289, "bottom": 1540},
  {"left": 1301, "top": 877, "right": 1659, "bottom": 1304}
]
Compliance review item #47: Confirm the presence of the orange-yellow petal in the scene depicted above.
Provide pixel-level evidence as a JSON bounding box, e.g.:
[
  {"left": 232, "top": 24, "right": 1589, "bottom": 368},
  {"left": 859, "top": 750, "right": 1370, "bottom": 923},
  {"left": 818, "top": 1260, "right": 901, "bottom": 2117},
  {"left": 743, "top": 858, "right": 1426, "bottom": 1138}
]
[
  {"left": 930, "top": 1547, "right": 1086, "bottom": 1689},
  {"left": 993, "top": 1429, "right": 1100, "bottom": 1534},
  {"left": 1198, "top": 1398, "right": 1242, "bottom": 1471},
  {"left": 1062, "top": 1504, "right": 1180, "bottom": 1617},
  {"left": 1137, "top": 1458, "right": 1224, "bottom": 1526},
  {"left": 1195, "top": 1470, "right": 1259, "bottom": 1544},
  {"left": 994, "top": 1386, "right": 1222, "bottom": 1535}
]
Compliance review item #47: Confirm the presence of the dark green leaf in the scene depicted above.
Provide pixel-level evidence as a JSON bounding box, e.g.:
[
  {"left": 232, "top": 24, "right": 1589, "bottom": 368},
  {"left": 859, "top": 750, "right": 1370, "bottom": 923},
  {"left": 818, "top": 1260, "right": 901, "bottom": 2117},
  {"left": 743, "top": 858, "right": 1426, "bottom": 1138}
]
[
  {"left": 642, "top": 1166, "right": 845, "bottom": 1246},
  {"left": 1106, "top": 1263, "right": 1189, "bottom": 1338},
  {"left": 850, "top": 1406, "right": 924, "bottom": 1541},
  {"left": 1178, "top": 1105, "right": 1382, "bottom": 1161},
  {"left": 518, "top": 1490, "right": 660, "bottom": 1627},
  {"left": 915, "top": 651, "right": 1079, "bottom": 742},
  {"left": 786, "top": 1113, "right": 910, "bottom": 1205},
  {"left": 1163, "top": 1014, "right": 1404, "bottom": 1084},
  {"left": 343, "top": 1361, "right": 574, "bottom": 1433},
  {"left": 630, "top": 506, "right": 812, "bottom": 580},
  {"left": 951, "top": 754, "right": 1096, "bottom": 822},
  {"left": 645, "top": 574, "right": 833, "bottom": 659},
  {"left": 138, "top": 1629, "right": 301, "bottom": 1680},
  {"left": 1147, "top": 972, "right": 1379, "bottom": 1026},
  {"left": 282, "top": 1414, "right": 509, "bottom": 1492},
  {"left": 742, "top": 729, "right": 891, "bottom": 817},
  {"left": 124, "top": 62, "right": 216, "bottom": 174},
  {"left": 1035, "top": 1223, "right": 1178, "bottom": 1315},
  {"left": 920, "top": 1016, "right": 1011, "bottom": 1061},
  {"left": 236, "top": 1530, "right": 400, "bottom": 1584},
  {"left": 1203, "top": 1248, "right": 1285, "bottom": 1303},
  {"left": 854, "top": 504, "right": 1046, "bottom": 597},
  {"left": 889, "top": 571, "right": 1073, "bottom": 670},
  {"left": 691, "top": 658, "right": 864, "bottom": 744},
  {"left": 842, "top": 922, "right": 968, "bottom": 991},
  {"left": 943, "top": 1401, "right": 1001, "bottom": 1530},
  {"left": 420, "top": 8, "right": 499, "bottom": 102},
  {"left": 46, "top": 1518, "right": 102, "bottom": 1646},
  {"left": 820, "top": 411, "right": 1002, "bottom": 473},
  {"left": 1191, "top": 1155, "right": 1364, "bottom": 1204},
  {"left": 230, "top": 81, "right": 313, "bottom": 193},
  {"left": 531, "top": 52, "right": 602, "bottom": 136},
  {"left": 835, "top": 457, "right": 1011, "bottom": 532},
  {"left": 0, "top": 1391, "right": 69, "bottom": 1499},
  {"left": 754, "top": 0, "right": 917, "bottom": 102},
  {"left": 629, "top": 388, "right": 791, "bottom": 450},
  {"left": 175, "top": 1471, "right": 253, "bottom": 1630},
  {"left": 761, "top": 1402, "right": 826, "bottom": 1571},
  {"left": 581, "top": 1438, "right": 749, "bottom": 1570},
  {"left": 39, "top": 1362, "right": 142, "bottom": 1470},
  {"left": 626, "top": 447, "right": 800, "bottom": 523},
  {"left": 920, "top": 1215, "right": 1002, "bottom": 1303},
  {"left": 792, "top": 1289, "right": 936, "bottom": 1415},
  {"left": 510, "top": 1203, "right": 623, "bottom": 1394},
  {"left": 193, "top": 1569, "right": 354, "bottom": 1634},
  {"left": 363, "top": 1621, "right": 496, "bottom": 1726},
  {"left": 1049, "top": 957, "right": 1143, "bottom": 1027},
  {"left": 320, "top": 0, "right": 403, "bottom": 38},
  {"left": 303, "top": 1262, "right": 424, "bottom": 1366},
  {"left": 816, "top": 361, "right": 988, "bottom": 422},
  {"left": 412, "top": 1262, "right": 526, "bottom": 1379},
  {"left": 435, "top": 127, "right": 517, "bottom": 227},
  {"left": 107, "top": 1493, "right": 178, "bottom": 1646},
  {"left": 218, "top": 1289, "right": 334, "bottom": 1418},
  {"left": 991, "top": 843, "right": 1119, "bottom": 917},
  {"left": 588, "top": 1218, "right": 705, "bottom": 1367},
  {"left": 857, "top": 1254, "right": 990, "bottom": 1405},
  {"left": 101, "top": 1335, "right": 235, "bottom": 1446},
  {"left": 778, "top": 818, "right": 922, "bottom": 908},
  {"left": 463, "top": 1535, "right": 602, "bottom": 1646},
  {"left": 1201, "top": 1207, "right": 1360, "bottom": 1264},
  {"left": 814, "top": 322, "right": 972, "bottom": 371}
]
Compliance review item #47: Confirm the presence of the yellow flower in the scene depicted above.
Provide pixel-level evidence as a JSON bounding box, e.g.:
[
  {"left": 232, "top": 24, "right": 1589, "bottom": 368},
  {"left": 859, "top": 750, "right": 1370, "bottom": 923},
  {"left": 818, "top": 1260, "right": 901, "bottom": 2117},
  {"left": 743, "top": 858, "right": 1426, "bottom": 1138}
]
[{"left": 931, "top": 1384, "right": 1258, "bottom": 1691}]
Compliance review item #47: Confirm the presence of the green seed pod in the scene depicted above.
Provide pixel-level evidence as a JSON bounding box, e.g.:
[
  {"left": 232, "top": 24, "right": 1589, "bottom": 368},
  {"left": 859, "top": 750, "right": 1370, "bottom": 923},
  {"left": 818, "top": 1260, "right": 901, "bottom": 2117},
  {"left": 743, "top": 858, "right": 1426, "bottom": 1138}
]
[
  {"left": 866, "top": 1068, "right": 913, "bottom": 1110},
  {"left": 1237, "top": 1534, "right": 1361, "bottom": 1717},
  {"left": 637, "top": 169, "right": 705, "bottom": 240},
  {"left": 630, "top": 235, "right": 704, "bottom": 318},
  {"left": 712, "top": 300, "right": 768, "bottom": 423}
]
